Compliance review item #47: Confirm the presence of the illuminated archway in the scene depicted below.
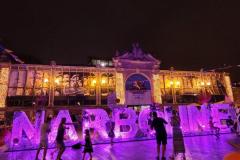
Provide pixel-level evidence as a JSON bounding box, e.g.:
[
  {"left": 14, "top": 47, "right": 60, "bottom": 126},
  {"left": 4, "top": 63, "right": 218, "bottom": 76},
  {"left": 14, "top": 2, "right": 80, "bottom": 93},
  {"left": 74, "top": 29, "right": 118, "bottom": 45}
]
[
  {"left": 125, "top": 74, "right": 151, "bottom": 91},
  {"left": 125, "top": 74, "right": 152, "bottom": 105}
]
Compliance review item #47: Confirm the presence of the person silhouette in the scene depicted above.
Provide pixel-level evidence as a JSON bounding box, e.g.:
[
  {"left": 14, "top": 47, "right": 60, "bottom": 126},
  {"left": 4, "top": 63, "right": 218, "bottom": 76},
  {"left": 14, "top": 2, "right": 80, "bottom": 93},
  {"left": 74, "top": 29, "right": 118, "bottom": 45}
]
[
  {"left": 151, "top": 111, "right": 168, "bottom": 160},
  {"left": 35, "top": 117, "right": 51, "bottom": 160}
]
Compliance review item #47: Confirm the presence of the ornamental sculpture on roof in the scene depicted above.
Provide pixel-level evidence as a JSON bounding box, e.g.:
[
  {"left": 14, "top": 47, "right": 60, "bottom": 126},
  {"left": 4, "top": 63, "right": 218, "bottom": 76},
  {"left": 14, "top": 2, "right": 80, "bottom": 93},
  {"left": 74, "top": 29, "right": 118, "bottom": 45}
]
[
  {"left": 132, "top": 43, "right": 144, "bottom": 58},
  {"left": 113, "top": 43, "right": 160, "bottom": 69}
]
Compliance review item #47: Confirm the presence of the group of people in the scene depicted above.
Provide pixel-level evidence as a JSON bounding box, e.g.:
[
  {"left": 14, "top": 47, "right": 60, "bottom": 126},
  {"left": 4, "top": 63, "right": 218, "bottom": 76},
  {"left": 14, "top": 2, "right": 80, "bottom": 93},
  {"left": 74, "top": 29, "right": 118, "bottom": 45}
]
[
  {"left": 150, "top": 110, "right": 186, "bottom": 160},
  {"left": 31, "top": 107, "right": 240, "bottom": 160},
  {"left": 35, "top": 117, "right": 93, "bottom": 160},
  {"left": 35, "top": 109, "right": 185, "bottom": 160}
]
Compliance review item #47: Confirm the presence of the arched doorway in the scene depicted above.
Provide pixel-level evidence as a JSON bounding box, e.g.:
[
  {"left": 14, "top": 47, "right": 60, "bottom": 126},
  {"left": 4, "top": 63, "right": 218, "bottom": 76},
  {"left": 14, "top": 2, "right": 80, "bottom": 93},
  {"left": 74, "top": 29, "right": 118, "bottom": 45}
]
[{"left": 125, "top": 74, "right": 152, "bottom": 105}]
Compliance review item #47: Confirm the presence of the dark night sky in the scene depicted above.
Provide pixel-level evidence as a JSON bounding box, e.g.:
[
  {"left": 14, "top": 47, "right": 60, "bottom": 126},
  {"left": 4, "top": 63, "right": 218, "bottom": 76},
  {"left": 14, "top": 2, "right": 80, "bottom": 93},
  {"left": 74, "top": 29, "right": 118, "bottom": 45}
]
[{"left": 0, "top": 1, "right": 240, "bottom": 81}]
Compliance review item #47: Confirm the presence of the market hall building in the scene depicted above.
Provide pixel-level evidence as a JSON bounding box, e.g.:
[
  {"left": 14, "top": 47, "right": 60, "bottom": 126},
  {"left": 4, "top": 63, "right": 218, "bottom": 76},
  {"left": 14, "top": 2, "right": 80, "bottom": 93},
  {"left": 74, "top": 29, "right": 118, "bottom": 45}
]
[
  {"left": 0, "top": 43, "right": 234, "bottom": 108},
  {"left": 0, "top": 43, "right": 237, "bottom": 148}
]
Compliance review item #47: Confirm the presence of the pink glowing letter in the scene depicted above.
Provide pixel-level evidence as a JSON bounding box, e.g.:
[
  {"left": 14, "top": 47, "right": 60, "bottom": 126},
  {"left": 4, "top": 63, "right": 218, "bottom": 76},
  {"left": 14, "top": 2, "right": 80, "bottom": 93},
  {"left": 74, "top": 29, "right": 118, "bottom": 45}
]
[
  {"left": 114, "top": 108, "right": 137, "bottom": 138},
  {"left": 83, "top": 109, "right": 110, "bottom": 139},
  {"left": 11, "top": 111, "right": 45, "bottom": 145},
  {"left": 48, "top": 110, "right": 78, "bottom": 143}
]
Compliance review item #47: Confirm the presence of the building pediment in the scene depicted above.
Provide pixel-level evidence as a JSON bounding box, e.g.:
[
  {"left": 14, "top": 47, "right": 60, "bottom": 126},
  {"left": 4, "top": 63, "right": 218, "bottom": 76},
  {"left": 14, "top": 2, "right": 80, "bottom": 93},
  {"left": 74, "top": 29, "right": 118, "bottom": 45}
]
[{"left": 113, "top": 43, "right": 160, "bottom": 69}]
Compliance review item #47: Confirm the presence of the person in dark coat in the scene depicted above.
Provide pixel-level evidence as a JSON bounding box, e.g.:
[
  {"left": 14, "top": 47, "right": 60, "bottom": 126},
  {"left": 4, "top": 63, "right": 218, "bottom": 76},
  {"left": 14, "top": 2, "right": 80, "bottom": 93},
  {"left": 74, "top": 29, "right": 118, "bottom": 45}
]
[
  {"left": 83, "top": 129, "right": 93, "bottom": 160},
  {"left": 56, "top": 118, "right": 67, "bottom": 160},
  {"left": 151, "top": 111, "right": 168, "bottom": 160},
  {"left": 106, "top": 113, "right": 115, "bottom": 145}
]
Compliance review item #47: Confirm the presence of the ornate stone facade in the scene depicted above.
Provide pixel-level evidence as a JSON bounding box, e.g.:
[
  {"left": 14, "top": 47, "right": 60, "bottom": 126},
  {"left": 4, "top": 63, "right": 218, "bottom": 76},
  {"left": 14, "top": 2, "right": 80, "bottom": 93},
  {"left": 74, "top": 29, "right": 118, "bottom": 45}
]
[{"left": 0, "top": 44, "right": 234, "bottom": 107}]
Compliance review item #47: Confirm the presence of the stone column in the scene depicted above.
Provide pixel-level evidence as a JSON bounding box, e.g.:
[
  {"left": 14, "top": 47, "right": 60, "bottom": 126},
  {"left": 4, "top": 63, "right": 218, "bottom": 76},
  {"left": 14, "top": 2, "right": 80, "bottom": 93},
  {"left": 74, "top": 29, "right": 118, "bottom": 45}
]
[
  {"left": 115, "top": 72, "right": 125, "bottom": 104},
  {"left": 0, "top": 65, "right": 10, "bottom": 108},
  {"left": 152, "top": 74, "right": 162, "bottom": 104}
]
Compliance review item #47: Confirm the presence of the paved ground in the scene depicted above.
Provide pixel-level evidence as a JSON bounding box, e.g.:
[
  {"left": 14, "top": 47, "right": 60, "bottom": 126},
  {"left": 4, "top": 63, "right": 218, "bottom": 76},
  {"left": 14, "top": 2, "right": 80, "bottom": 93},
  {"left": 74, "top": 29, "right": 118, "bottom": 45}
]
[
  {"left": 228, "top": 136, "right": 240, "bottom": 150},
  {"left": 0, "top": 134, "right": 237, "bottom": 160}
]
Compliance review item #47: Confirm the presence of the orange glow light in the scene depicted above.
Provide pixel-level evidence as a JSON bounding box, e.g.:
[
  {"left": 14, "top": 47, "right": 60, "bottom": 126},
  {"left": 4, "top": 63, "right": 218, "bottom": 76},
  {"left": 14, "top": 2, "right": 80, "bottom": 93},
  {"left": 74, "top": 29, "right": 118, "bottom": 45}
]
[
  {"left": 44, "top": 78, "right": 49, "bottom": 83},
  {"left": 55, "top": 79, "right": 60, "bottom": 84},
  {"left": 91, "top": 79, "right": 97, "bottom": 86},
  {"left": 101, "top": 79, "right": 107, "bottom": 85},
  {"left": 176, "top": 81, "right": 180, "bottom": 85}
]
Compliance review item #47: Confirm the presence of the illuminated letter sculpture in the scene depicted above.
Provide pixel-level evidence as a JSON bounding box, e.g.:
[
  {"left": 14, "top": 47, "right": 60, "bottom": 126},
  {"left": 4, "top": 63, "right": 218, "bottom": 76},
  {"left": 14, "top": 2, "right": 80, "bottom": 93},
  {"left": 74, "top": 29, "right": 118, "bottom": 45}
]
[
  {"left": 136, "top": 107, "right": 171, "bottom": 136},
  {"left": 48, "top": 110, "right": 78, "bottom": 143},
  {"left": 138, "top": 108, "right": 152, "bottom": 135},
  {"left": 11, "top": 111, "right": 45, "bottom": 145},
  {"left": 211, "top": 104, "right": 230, "bottom": 130},
  {"left": 188, "top": 105, "right": 211, "bottom": 132},
  {"left": 114, "top": 108, "right": 137, "bottom": 138},
  {"left": 83, "top": 109, "right": 110, "bottom": 139},
  {"left": 179, "top": 105, "right": 190, "bottom": 132}
]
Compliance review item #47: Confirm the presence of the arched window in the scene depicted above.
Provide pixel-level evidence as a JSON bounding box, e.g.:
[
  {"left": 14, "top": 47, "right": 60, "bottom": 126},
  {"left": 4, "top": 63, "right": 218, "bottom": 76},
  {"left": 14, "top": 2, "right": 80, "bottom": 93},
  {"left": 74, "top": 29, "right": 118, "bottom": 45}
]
[{"left": 125, "top": 74, "right": 151, "bottom": 91}]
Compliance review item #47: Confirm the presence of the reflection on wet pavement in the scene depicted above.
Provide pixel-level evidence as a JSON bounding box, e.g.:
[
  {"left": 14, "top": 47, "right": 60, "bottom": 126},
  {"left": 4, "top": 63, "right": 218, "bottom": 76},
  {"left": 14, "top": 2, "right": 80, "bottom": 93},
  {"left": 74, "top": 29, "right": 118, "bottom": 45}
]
[{"left": 0, "top": 134, "right": 236, "bottom": 160}]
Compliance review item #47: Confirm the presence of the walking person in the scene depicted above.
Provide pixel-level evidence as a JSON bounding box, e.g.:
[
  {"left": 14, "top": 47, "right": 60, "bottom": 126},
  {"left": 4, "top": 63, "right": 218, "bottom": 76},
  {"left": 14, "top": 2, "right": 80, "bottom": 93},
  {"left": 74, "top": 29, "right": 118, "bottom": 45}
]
[
  {"left": 226, "top": 116, "right": 234, "bottom": 132},
  {"left": 56, "top": 118, "right": 68, "bottom": 160},
  {"left": 170, "top": 110, "right": 186, "bottom": 160},
  {"left": 106, "top": 113, "right": 115, "bottom": 145},
  {"left": 82, "top": 129, "right": 93, "bottom": 160},
  {"left": 35, "top": 117, "right": 51, "bottom": 160},
  {"left": 151, "top": 111, "right": 168, "bottom": 160},
  {"left": 209, "top": 117, "right": 220, "bottom": 138}
]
